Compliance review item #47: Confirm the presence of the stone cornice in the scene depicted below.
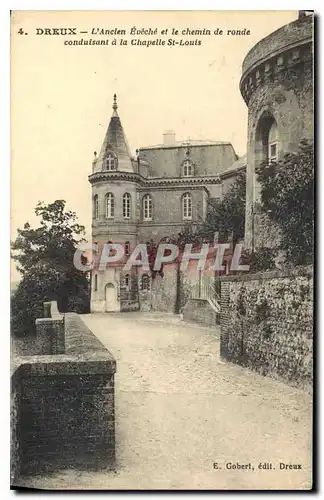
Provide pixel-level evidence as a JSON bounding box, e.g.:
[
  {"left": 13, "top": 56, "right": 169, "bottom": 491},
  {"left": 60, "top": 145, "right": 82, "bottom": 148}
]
[
  {"left": 88, "top": 171, "right": 142, "bottom": 185},
  {"left": 89, "top": 170, "right": 222, "bottom": 188},
  {"left": 142, "top": 176, "right": 221, "bottom": 187},
  {"left": 240, "top": 38, "right": 313, "bottom": 105}
]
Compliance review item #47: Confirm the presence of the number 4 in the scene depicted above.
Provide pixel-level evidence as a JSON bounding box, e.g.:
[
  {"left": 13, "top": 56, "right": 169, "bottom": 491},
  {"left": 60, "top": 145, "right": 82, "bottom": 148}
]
[{"left": 17, "top": 28, "right": 24, "bottom": 35}]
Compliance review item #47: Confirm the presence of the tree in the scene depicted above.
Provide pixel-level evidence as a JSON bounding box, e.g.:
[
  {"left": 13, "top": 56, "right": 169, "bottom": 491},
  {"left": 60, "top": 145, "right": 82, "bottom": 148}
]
[
  {"left": 198, "top": 171, "right": 246, "bottom": 243},
  {"left": 11, "top": 200, "right": 90, "bottom": 336},
  {"left": 257, "top": 140, "right": 314, "bottom": 266}
]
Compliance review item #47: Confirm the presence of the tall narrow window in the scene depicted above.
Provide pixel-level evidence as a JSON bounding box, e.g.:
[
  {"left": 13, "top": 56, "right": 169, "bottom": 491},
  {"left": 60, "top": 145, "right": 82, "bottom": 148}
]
[
  {"left": 93, "top": 195, "right": 99, "bottom": 219},
  {"left": 183, "top": 159, "right": 194, "bottom": 177},
  {"left": 124, "top": 274, "right": 130, "bottom": 291},
  {"left": 182, "top": 193, "right": 192, "bottom": 220},
  {"left": 125, "top": 241, "right": 130, "bottom": 256},
  {"left": 94, "top": 274, "right": 98, "bottom": 291},
  {"left": 103, "top": 153, "right": 117, "bottom": 171},
  {"left": 141, "top": 274, "right": 151, "bottom": 291},
  {"left": 123, "top": 193, "right": 131, "bottom": 219},
  {"left": 107, "top": 240, "right": 116, "bottom": 257},
  {"left": 268, "top": 121, "right": 278, "bottom": 163},
  {"left": 143, "top": 194, "right": 152, "bottom": 220},
  {"left": 105, "top": 192, "right": 115, "bottom": 218}
]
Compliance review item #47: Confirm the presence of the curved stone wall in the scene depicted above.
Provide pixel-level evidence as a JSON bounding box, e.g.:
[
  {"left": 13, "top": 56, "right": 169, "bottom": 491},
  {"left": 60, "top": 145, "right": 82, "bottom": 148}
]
[
  {"left": 242, "top": 15, "right": 314, "bottom": 250},
  {"left": 242, "top": 15, "right": 313, "bottom": 80},
  {"left": 240, "top": 15, "right": 313, "bottom": 105}
]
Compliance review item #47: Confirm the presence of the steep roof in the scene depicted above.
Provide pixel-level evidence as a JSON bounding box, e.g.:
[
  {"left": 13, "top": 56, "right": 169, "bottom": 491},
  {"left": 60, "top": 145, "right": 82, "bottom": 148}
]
[
  {"left": 93, "top": 95, "right": 135, "bottom": 173},
  {"left": 220, "top": 154, "right": 247, "bottom": 178}
]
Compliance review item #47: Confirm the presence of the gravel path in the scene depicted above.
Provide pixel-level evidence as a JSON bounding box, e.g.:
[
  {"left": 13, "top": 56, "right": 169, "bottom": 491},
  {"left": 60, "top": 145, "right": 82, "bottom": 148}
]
[{"left": 18, "top": 312, "right": 312, "bottom": 490}]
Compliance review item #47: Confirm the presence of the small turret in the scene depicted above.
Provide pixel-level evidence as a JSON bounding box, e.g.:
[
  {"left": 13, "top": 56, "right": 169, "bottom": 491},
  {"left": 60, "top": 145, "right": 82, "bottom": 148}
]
[{"left": 93, "top": 94, "right": 135, "bottom": 173}]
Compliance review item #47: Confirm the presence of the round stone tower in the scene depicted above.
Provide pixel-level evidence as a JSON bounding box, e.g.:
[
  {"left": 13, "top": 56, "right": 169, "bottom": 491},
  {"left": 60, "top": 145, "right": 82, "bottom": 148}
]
[
  {"left": 240, "top": 13, "right": 313, "bottom": 250},
  {"left": 88, "top": 95, "right": 140, "bottom": 312}
]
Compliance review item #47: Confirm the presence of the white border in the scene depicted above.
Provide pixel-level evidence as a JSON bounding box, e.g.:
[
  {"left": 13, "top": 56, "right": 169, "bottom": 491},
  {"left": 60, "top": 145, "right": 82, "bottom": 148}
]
[{"left": 3, "top": 2, "right": 321, "bottom": 499}]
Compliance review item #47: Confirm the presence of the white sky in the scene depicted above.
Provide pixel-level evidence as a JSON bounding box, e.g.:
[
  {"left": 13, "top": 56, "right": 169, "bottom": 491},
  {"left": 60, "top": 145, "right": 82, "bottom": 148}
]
[{"left": 11, "top": 10, "right": 297, "bottom": 280}]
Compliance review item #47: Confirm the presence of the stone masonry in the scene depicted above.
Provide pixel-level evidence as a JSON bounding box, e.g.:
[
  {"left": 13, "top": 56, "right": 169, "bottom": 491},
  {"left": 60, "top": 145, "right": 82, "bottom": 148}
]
[
  {"left": 220, "top": 266, "right": 313, "bottom": 388},
  {"left": 11, "top": 305, "right": 116, "bottom": 483}
]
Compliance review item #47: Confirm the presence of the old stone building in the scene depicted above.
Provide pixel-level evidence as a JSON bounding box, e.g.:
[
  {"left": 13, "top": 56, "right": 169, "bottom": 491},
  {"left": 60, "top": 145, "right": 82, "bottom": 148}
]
[
  {"left": 89, "top": 12, "right": 313, "bottom": 313},
  {"left": 89, "top": 95, "right": 240, "bottom": 312},
  {"left": 241, "top": 12, "right": 313, "bottom": 250}
]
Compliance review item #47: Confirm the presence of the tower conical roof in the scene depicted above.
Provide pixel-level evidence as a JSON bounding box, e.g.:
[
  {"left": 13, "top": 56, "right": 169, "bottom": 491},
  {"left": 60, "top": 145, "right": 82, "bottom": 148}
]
[{"left": 94, "top": 94, "right": 135, "bottom": 173}]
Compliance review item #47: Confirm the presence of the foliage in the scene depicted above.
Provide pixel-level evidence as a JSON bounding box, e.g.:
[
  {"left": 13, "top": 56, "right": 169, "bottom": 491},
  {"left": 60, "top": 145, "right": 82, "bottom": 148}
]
[
  {"left": 197, "top": 171, "right": 246, "bottom": 244},
  {"left": 11, "top": 200, "right": 90, "bottom": 336},
  {"left": 257, "top": 140, "right": 314, "bottom": 266},
  {"left": 244, "top": 247, "right": 277, "bottom": 273}
]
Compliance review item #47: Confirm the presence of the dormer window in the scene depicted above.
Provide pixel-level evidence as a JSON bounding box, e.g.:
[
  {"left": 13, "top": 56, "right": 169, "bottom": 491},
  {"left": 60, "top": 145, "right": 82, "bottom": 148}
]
[
  {"left": 103, "top": 152, "right": 117, "bottom": 171},
  {"left": 182, "top": 159, "right": 194, "bottom": 177}
]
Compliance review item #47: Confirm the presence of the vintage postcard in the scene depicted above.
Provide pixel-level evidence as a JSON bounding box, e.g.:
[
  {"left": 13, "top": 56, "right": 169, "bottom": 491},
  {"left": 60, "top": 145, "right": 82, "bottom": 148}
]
[{"left": 10, "top": 10, "right": 314, "bottom": 491}]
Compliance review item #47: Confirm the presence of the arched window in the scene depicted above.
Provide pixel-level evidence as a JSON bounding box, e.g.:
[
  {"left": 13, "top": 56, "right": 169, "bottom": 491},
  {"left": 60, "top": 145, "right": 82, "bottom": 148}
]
[
  {"left": 105, "top": 192, "right": 115, "bottom": 218},
  {"left": 143, "top": 194, "right": 153, "bottom": 220},
  {"left": 125, "top": 241, "right": 130, "bottom": 256},
  {"left": 124, "top": 274, "right": 130, "bottom": 291},
  {"left": 254, "top": 113, "right": 279, "bottom": 202},
  {"left": 93, "top": 194, "right": 99, "bottom": 219},
  {"left": 182, "top": 159, "right": 194, "bottom": 177},
  {"left": 94, "top": 274, "right": 98, "bottom": 291},
  {"left": 123, "top": 193, "right": 131, "bottom": 219},
  {"left": 182, "top": 193, "right": 192, "bottom": 220},
  {"left": 141, "top": 274, "right": 151, "bottom": 291},
  {"left": 103, "top": 152, "right": 117, "bottom": 171}
]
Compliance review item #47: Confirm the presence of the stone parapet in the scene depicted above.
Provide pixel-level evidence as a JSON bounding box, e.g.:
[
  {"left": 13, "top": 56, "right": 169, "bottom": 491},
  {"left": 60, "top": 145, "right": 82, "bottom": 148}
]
[
  {"left": 240, "top": 15, "right": 313, "bottom": 104},
  {"left": 11, "top": 309, "right": 116, "bottom": 483}
]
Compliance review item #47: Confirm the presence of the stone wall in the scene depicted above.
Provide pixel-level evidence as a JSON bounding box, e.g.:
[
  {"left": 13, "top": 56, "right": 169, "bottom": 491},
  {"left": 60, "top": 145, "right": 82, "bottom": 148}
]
[
  {"left": 137, "top": 186, "right": 207, "bottom": 242},
  {"left": 220, "top": 266, "right": 313, "bottom": 387},
  {"left": 10, "top": 369, "right": 21, "bottom": 483},
  {"left": 35, "top": 303, "right": 65, "bottom": 355},
  {"left": 242, "top": 15, "right": 313, "bottom": 250},
  {"left": 150, "top": 252, "right": 223, "bottom": 315},
  {"left": 183, "top": 298, "right": 219, "bottom": 327},
  {"left": 242, "top": 15, "right": 313, "bottom": 76},
  {"left": 151, "top": 264, "right": 178, "bottom": 313},
  {"left": 11, "top": 307, "right": 116, "bottom": 483}
]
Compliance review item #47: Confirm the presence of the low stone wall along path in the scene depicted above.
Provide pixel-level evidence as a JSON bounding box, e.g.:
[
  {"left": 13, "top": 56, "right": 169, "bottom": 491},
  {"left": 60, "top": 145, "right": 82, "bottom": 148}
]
[{"left": 18, "top": 312, "right": 312, "bottom": 490}]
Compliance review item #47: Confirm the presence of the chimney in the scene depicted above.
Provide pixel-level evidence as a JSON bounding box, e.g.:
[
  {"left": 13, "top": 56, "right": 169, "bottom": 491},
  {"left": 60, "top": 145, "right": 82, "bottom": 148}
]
[{"left": 163, "top": 130, "right": 176, "bottom": 146}]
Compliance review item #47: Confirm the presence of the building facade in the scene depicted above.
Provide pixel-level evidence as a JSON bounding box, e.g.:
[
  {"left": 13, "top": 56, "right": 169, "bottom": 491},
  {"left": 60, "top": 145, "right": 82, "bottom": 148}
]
[
  {"left": 89, "top": 12, "right": 313, "bottom": 313},
  {"left": 88, "top": 96, "right": 240, "bottom": 312}
]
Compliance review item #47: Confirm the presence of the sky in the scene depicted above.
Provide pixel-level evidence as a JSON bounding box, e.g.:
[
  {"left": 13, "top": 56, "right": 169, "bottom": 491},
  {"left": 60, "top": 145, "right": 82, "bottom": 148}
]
[{"left": 11, "top": 10, "right": 297, "bottom": 281}]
